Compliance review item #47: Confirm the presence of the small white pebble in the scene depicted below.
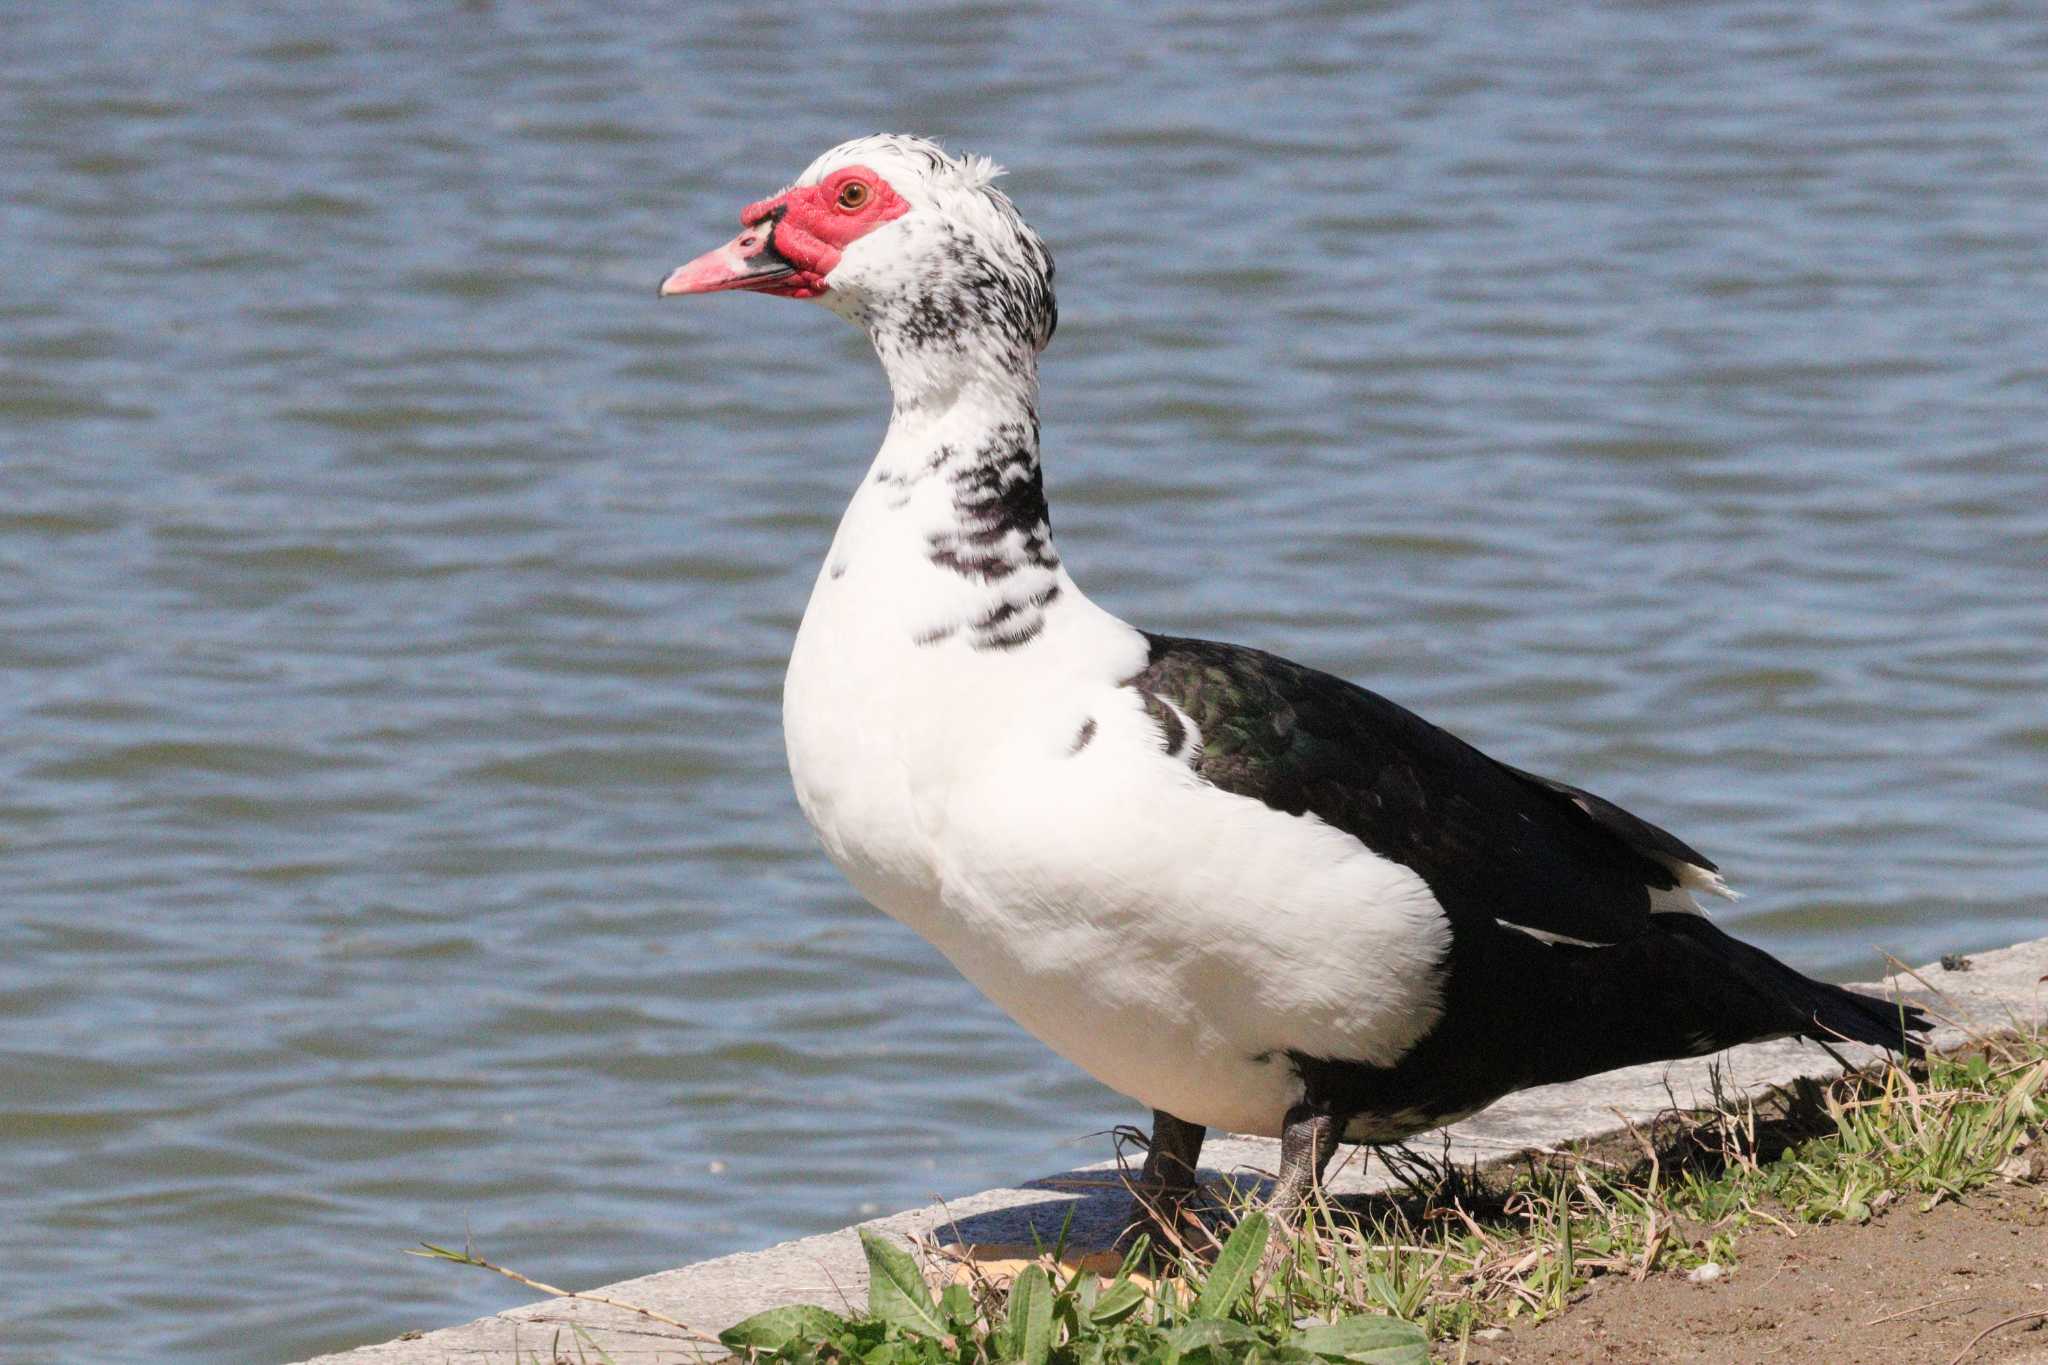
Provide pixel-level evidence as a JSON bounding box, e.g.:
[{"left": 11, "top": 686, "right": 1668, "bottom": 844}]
[
  {"left": 1688, "top": 1262, "right": 1726, "bottom": 1284},
  {"left": 1474, "top": 1327, "right": 1507, "bottom": 1341},
  {"left": 858, "top": 1201, "right": 880, "bottom": 1215},
  {"left": 706, "top": 1160, "right": 727, "bottom": 1174}
]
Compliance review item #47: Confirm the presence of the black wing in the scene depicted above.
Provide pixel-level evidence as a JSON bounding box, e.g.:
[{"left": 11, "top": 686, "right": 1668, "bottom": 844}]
[{"left": 1126, "top": 633, "right": 1714, "bottom": 945}]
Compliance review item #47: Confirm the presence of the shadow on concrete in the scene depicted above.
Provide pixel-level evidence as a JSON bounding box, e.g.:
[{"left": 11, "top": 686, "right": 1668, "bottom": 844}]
[{"left": 925, "top": 1169, "right": 1130, "bottom": 1252}]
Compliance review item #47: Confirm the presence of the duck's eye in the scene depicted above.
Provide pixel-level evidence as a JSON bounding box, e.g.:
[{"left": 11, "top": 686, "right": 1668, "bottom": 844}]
[{"left": 837, "top": 181, "right": 871, "bottom": 211}]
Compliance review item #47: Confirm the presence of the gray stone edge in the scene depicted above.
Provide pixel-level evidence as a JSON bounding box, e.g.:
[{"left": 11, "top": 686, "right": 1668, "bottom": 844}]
[{"left": 299, "top": 937, "right": 2047, "bottom": 1363}]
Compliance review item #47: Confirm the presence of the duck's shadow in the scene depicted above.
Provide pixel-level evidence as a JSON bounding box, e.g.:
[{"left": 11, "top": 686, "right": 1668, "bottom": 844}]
[
  {"left": 927, "top": 1165, "right": 1294, "bottom": 1258},
  {"left": 926, "top": 1168, "right": 1142, "bottom": 1256},
  {"left": 931, "top": 1071, "right": 1858, "bottom": 1260}
]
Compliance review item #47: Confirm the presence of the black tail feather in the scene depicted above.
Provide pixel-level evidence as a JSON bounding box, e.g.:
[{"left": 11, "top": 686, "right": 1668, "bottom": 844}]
[
  {"left": 1683, "top": 917, "right": 1931, "bottom": 1058},
  {"left": 1518, "top": 916, "right": 1931, "bottom": 1089},
  {"left": 1288, "top": 917, "right": 1935, "bottom": 1140}
]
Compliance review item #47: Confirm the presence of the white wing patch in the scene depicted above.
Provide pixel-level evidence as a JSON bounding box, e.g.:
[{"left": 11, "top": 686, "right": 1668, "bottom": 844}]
[
  {"left": 1495, "top": 920, "right": 1615, "bottom": 949},
  {"left": 1502, "top": 856, "right": 1739, "bottom": 943},
  {"left": 1667, "top": 857, "right": 1739, "bottom": 902},
  {"left": 1155, "top": 695, "right": 1201, "bottom": 764},
  {"left": 1651, "top": 857, "right": 1739, "bottom": 916}
]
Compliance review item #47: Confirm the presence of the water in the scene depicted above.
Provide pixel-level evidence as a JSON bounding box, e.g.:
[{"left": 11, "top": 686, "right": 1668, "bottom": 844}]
[{"left": 2, "top": 3, "right": 2044, "bottom": 1359}]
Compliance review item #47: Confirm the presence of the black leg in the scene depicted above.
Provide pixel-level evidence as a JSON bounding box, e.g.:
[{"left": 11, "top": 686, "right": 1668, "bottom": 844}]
[
  {"left": 1122, "top": 1109, "right": 1206, "bottom": 1249},
  {"left": 1266, "top": 1103, "right": 1339, "bottom": 1220}
]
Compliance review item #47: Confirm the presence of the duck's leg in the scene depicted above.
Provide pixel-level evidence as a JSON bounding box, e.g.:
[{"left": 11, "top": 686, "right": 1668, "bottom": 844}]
[
  {"left": 1265, "top": 1103, "right": 1340, "bottom": 1221},
  {"left": 1123, "top": 1109, "right": 1206, "bottom": 1249}
]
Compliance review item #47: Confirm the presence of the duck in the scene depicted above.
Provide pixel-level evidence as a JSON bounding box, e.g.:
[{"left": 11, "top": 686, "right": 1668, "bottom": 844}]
[{"left": 659, "top": 134, "right": 1928, "bottom": 1239}]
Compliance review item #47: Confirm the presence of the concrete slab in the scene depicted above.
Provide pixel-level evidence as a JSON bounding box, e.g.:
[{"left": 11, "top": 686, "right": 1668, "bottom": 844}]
[{"left": 299, "top": 938, "right": 2046, "bottom": 1364}]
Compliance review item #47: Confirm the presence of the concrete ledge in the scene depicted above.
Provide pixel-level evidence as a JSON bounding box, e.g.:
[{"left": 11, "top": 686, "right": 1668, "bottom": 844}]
[{"left": 301, "top": 938, "right": 2047, "bottom": 1364}]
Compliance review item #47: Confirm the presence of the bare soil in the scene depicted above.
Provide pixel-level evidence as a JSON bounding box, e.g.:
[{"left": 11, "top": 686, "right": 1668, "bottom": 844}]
[{"left": 1460, "top": 1187, "right": 2048, "bottom": 1365}]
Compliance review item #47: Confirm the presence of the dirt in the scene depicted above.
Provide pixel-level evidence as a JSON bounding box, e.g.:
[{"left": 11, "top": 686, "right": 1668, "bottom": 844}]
[{"left": 1460, "top": 1187, "right": 2048, "bottom": 1365}]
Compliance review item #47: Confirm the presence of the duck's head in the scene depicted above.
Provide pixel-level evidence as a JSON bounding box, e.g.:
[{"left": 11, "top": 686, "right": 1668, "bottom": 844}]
[{"left": 661, "top": 135, "right": 1057, "bottom": 373}]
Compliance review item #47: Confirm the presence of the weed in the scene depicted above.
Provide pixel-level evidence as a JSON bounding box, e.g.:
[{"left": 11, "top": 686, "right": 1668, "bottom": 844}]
[{"left": 423, "top": 1030, "right": 2045, "bottom": 1363}]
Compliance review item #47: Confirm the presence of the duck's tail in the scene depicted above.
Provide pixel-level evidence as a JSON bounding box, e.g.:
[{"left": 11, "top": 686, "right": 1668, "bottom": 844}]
[{"left": 1525, "top": 915, "right": 1929, "bottom": 1088}]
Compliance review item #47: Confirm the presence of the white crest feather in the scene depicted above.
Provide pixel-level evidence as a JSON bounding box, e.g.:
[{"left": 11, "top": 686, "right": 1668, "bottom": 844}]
[
  {"left": 958, "top": 153, "right": 1005, "bottom": 188},
  {"left": 797, "top": 134, "right": 1007, "bottom": 199}
]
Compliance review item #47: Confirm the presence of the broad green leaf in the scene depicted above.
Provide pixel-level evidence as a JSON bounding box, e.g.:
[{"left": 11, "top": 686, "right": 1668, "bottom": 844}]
[
  {"left": 1089, "top": 1277, "right": 1147, "bottom": 1326},
  {"left": 1165, "top": 1317, "right": 1260, "bottom": 1363},
  {"left": 860, "top": 1228, "right": 948, "bottom": 1338},
  {"left": 717, "top": 1303, "right": 848, "bottom": 1351},
  {"left": 938, "top": 1281, "right": 975, "bottom": 1328},
  {"left": 1232, "top": 1346, "right": 1322, "bottom": 1365},
  {"left": 1291, "top": 1314, "right": 1430, "bottom": 1364},
  {"left": 1190, "top": 1211, "right": 1269, "bottom": 1320},
  {"left": 1004, "top": 1263, "right": 1054, "bottom": 1365},
  {"left": 1052, "top": 1289, "right": 1082, "bottom": 1342}
]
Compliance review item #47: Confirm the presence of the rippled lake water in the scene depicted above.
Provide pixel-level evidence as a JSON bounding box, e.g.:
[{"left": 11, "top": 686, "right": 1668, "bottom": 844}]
[{"left": 3, "top": 3, "right": 2044, "bottom": 1360}]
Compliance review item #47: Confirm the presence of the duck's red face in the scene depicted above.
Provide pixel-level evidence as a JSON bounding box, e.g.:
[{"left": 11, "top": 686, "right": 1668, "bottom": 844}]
[{"left": 659, "top": 166, "right": 910, "bottom": 301}]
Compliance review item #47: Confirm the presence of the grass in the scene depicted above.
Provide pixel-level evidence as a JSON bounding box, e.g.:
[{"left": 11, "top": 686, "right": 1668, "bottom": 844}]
[
  {"left": 1251, "top": 1029, "right": 2046, "bottom": 1351},
  {"left": 420, "top": 1028, "right": 2046, "bottom": 1364}
]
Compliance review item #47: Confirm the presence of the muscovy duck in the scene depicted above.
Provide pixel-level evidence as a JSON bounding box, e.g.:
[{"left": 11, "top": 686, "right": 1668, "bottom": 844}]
[{"left": 659, "top": 135, "right": 1928, "bottom": 1235}]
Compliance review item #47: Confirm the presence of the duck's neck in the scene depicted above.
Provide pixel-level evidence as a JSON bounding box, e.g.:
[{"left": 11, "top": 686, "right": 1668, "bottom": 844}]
[{"left": 833, "top": 346, "right": 1070, "bottom": 653}]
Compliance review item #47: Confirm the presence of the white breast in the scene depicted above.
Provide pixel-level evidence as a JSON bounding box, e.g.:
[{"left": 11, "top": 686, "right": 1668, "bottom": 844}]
[
  {"left": 783, "top": 506, "right": 1452, "bottom": 1136},
  {"left": 930, "top": 686, "right": 1452, "bottom": 1136}
]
